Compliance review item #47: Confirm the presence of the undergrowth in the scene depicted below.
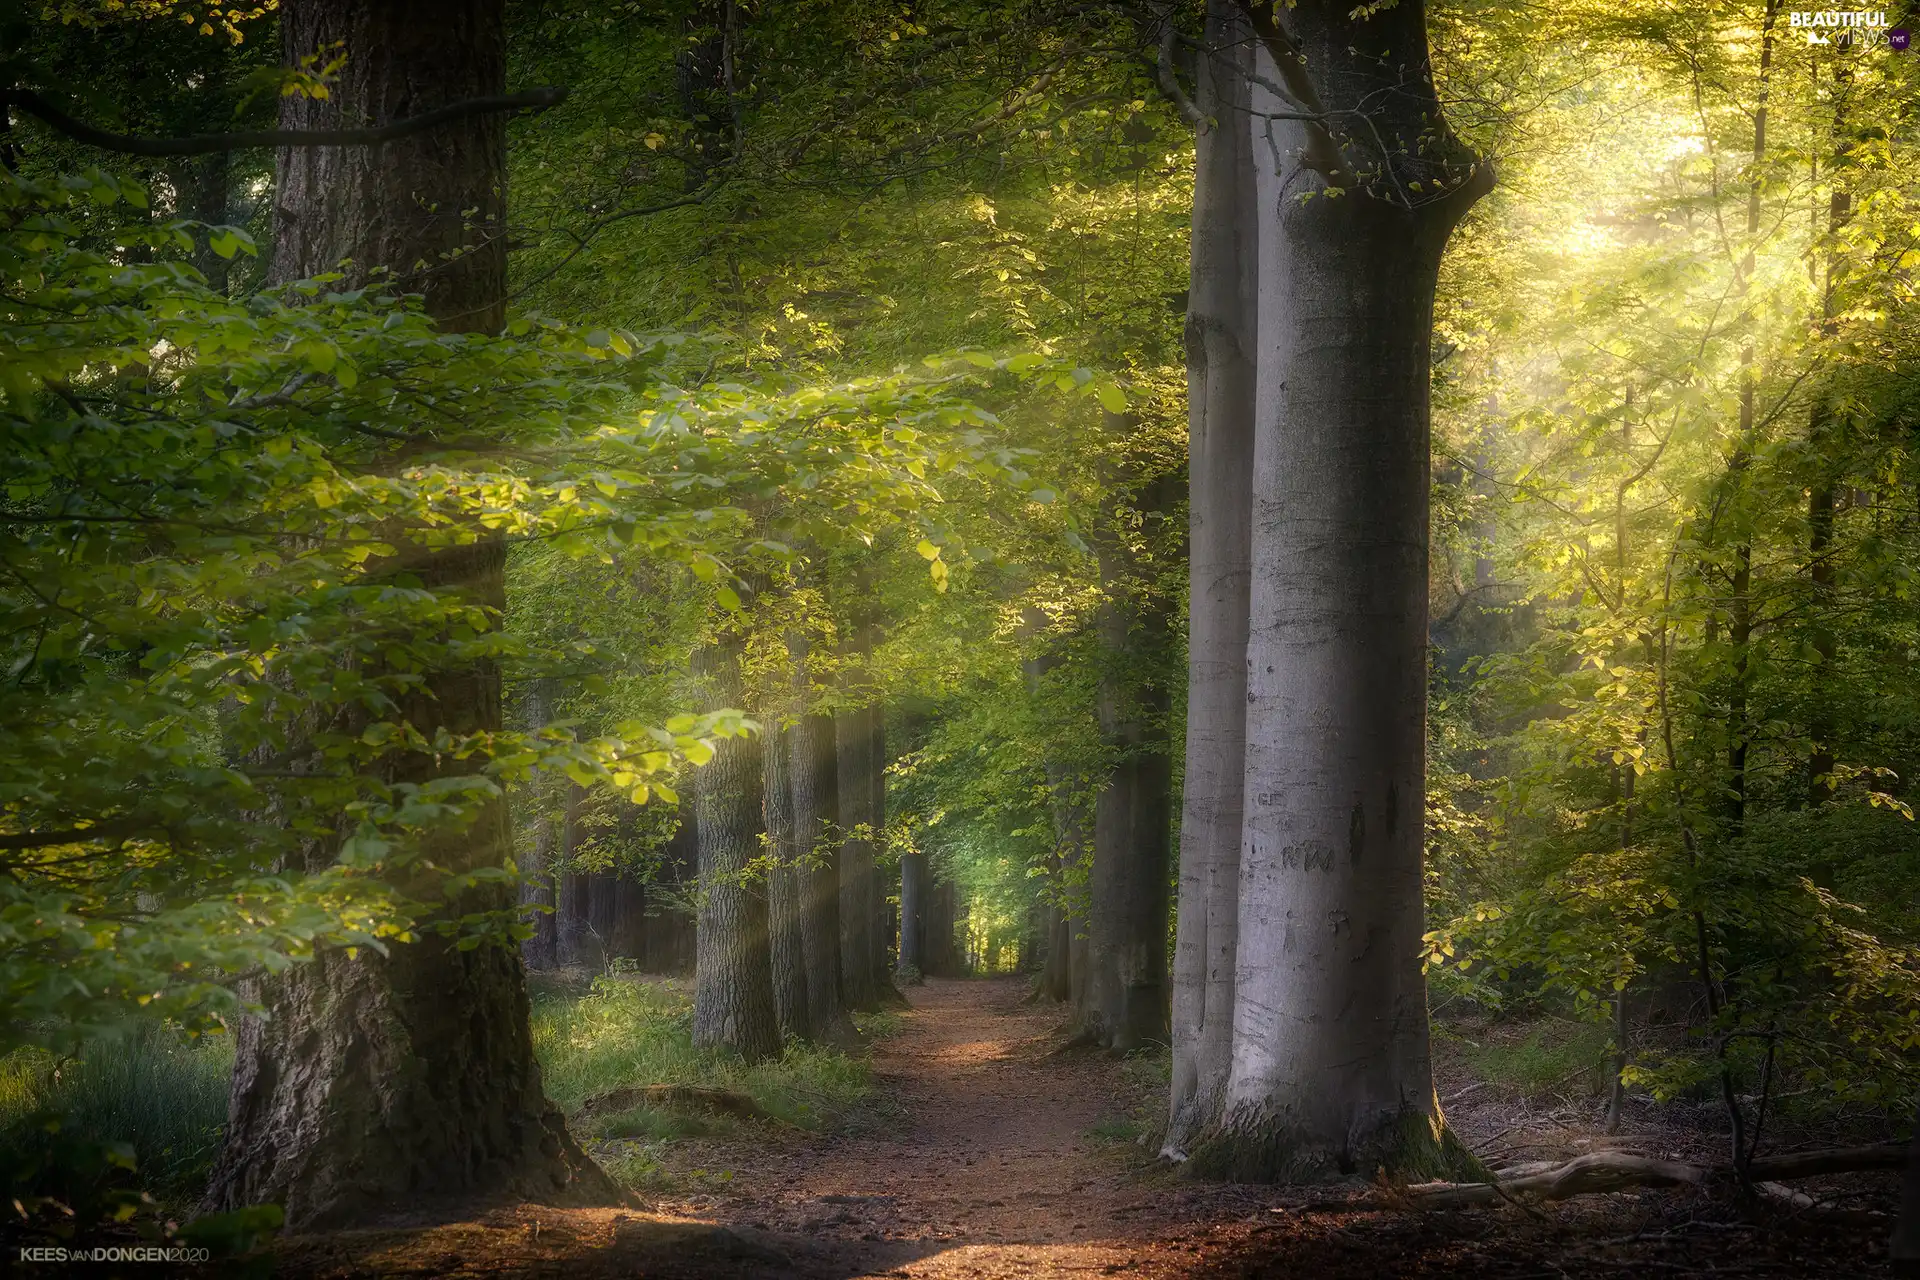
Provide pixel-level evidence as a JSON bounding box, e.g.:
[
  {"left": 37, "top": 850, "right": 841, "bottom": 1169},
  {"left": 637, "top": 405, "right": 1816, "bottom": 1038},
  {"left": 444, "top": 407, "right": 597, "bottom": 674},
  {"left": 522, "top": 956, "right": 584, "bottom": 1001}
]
[
  {"left": 1438, "top": 1017, "right": 1611, "bottom": 1099},
  {"left": 0, "top": 1023, "right": 234, "bottom": 1211},
  {"left": 531, "top": 973, "right": 881, "bottom": 1189}
]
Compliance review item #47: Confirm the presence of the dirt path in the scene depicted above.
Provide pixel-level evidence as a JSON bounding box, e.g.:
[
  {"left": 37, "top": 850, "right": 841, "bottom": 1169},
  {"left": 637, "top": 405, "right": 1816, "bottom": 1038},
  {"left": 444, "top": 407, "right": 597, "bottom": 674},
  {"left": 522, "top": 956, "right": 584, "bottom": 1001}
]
[
  {"left": 277, "top": 977, "right": 1899, "bottom": 1279},
  {"left": 651, "top": 975, "right": 1198, "bottom": 1276}
]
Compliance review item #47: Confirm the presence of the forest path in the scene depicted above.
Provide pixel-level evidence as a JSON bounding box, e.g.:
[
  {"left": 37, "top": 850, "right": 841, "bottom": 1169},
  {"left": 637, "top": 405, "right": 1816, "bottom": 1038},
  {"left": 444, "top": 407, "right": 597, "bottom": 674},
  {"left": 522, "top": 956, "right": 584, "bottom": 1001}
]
[
  {"left": 649, "top": 974, "right": 1204, "bottom": 1277},
  {"left": 275, "top": 977, "right": 1893, "bottom": 1278}
]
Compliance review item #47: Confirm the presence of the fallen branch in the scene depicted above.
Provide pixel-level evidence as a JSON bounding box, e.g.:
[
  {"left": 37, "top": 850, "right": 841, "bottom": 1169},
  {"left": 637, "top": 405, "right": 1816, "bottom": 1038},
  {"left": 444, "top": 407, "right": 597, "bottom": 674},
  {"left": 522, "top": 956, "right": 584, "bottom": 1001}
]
[{"left": 1398, "top": 1142, "right": 1908, "bottom": 1210}]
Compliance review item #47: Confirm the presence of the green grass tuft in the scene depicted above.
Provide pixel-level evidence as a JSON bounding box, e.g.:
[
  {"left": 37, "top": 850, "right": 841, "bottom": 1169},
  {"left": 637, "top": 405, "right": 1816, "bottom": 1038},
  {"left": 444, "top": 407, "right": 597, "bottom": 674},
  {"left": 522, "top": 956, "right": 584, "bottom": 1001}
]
[
  {"left": 0, "top": 1024, "right": 234, "bottom": 1208},
  {"left": 1458, "top": 1022, "right": 1610, "bottom": 1099}
]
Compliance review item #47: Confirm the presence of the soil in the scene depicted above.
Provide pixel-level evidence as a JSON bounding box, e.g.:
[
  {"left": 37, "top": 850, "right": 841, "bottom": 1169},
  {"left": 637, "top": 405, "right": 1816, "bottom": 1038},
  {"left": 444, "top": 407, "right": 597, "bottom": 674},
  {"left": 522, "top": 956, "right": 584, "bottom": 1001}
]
[{"left": 273, "top": 976, "right": 1904, "bottom": 1278}]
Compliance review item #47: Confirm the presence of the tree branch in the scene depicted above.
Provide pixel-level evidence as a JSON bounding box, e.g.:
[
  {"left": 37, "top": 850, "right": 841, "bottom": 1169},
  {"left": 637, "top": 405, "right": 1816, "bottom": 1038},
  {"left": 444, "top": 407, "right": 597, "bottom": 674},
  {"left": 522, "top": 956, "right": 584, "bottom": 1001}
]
[
  {"left": 1, "top": 86, "right": 568, "bottom": 158},
  {"left": 1231, "top": 0, "right": 1345, "bottom": 178}
]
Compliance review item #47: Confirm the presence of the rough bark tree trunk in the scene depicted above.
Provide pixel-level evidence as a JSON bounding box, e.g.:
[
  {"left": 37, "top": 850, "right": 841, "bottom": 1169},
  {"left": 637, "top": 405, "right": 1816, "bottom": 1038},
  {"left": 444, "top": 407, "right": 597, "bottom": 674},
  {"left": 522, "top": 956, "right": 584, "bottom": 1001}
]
[
  {"left": 268, "top": 0, "right": 506, "bottom": 330},
  {"left": 691, "top": 640, "right": 780, "bottom": 1061},
  {"left": 557, "top": 785, "right": 591, "bottom": 966},
  {"left": 790, "top": 634, "right": 855, "bottom": 1041},
  {"left": 1085, "top": 459, "right": 1176, "bottom": 1051},
  {"left": 763, "top": 717, "right": 812, "bottom": 1041},
  {"left": 1199, "top": 0, "right": 1488, "bottom": 1180},
  {"left": 205, "top": 0, "right": 610, "bottom": 1227},
  {"left": 1038, "top": 901, "right": 1072, "bottom": 1002},
  {"left": 1166, "top": 0, "right": 1258, "bottom": 1160}
]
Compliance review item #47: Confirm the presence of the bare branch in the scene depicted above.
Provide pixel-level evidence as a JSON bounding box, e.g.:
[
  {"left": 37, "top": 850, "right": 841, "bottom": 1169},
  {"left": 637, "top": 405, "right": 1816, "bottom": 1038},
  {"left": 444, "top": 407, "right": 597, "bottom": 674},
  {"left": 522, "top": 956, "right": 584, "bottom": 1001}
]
[{"left": 1, "top": 86, "right": 568, "bottom": 158}]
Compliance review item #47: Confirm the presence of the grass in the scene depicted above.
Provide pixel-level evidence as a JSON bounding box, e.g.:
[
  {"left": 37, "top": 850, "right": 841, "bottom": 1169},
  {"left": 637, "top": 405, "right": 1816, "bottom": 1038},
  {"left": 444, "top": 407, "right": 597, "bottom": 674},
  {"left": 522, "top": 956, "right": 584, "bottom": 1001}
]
[
  {"left": 1446, "top": 1019, "right": 1612, "bottom": 1099},
  {"left": 0, "top": 971, "right": 882, "bottom": 1206},
  {"left": 0, "top": 1023, "right": 234, "bottom": 1210},
  {"left": 530, "top": 973, "right": 881, "bottom": 1189}
]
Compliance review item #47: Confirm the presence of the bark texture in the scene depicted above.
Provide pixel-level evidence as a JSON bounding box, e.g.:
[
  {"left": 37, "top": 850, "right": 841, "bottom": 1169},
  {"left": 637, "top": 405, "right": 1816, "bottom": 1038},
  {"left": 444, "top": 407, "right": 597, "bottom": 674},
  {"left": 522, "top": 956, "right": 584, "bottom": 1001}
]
[
  {"left": 206, "top": 0, "right": 611, "bottom": 1226},
  {"left": 206, "top": 550, "right": 611, "bottom": 1225},
  {"left": 271, "top": 0, "right": 507, "bottom": 331},
  {"left": 1204, "top": 1, "right": 1488, "bottom": 1181},
  {"left": 691, "top": 641, "right": 781, "bottom": 1061},
  {"left": 1166, "top": 0, "right": 1258, "bottom": 1160},
  {"left": 763, "top": 718, "right": 812, "bottom": 1041}
]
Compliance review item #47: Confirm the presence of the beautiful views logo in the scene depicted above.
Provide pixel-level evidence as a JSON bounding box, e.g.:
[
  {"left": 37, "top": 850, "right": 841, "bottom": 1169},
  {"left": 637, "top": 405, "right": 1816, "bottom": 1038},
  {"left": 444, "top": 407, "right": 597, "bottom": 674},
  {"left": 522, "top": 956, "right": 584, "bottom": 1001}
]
[{"left": 1787, "top": 10, "right": 1904, "bottom": 45}]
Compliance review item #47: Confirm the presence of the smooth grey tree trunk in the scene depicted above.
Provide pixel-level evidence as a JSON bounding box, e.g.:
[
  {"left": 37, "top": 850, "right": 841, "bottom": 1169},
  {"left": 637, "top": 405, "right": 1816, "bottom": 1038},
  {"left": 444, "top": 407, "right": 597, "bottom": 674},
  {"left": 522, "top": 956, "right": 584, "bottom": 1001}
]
[
  {"left": 763, "top": 717, "right": 812, "bottom": 1041},
  {"left": 691, "top": 640, "right": 781, "bottom": 1061},
  {"left": 205, "top": 0, "right": 610, "bottom": 1227},
  {"left": 790, "top": 635, "right": 855, "bottom": 1042},
  {"left": 1202, "top": 0, "right": 1489, "bottom": 1181},
  {"left": 1165, "top": 0, "right": 1259, "bottom": 1160}
]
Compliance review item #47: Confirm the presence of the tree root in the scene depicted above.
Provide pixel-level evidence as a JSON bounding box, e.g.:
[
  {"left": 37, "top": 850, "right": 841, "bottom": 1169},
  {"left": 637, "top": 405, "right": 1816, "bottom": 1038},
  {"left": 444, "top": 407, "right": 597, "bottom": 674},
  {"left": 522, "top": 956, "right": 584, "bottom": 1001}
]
[{"left": 1392, "top": 1142, "right": 1908, "bottom": 1210}]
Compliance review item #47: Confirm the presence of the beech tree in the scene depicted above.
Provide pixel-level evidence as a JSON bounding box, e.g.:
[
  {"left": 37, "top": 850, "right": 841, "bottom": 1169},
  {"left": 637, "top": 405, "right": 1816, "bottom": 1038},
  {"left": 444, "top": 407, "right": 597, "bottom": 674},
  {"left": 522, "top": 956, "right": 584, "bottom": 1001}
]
[
  {"left": 205, "top": 0, "right": 614, "bottom": 1225},
  {"left": 1179, "top": 0, "right": 1490, "bottom": 1177},
  {"left": 1165, "top": 0, "right": 1257, "bottom": 1159}
]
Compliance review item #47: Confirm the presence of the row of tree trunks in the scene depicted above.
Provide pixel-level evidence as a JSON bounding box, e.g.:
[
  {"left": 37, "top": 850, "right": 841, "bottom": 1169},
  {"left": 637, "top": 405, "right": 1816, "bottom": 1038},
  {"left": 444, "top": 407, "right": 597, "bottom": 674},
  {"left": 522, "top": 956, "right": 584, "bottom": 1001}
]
[
  {"left": 208, "top": 0, "right": 611, "bottom": 1228},
  {"left": 1159, "top": 0, "right": 1490, "bottom": 1181},
  {"left": 1082, "top": 450, "right": 1176, "bottom": 1051}
]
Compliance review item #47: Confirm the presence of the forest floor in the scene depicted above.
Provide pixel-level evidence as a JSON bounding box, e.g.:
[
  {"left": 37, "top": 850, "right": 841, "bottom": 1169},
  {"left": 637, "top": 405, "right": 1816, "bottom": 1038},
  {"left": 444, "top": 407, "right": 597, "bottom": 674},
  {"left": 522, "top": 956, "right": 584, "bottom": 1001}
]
[{"left": 276, "top": 977, "right": 1903, "bottom": 1279}]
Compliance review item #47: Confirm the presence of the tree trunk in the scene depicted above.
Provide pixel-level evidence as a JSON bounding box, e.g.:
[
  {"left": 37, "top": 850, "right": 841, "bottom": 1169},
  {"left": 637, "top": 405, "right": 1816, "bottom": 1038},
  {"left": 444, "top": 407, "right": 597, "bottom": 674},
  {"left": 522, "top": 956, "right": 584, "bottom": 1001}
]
[
  {"left": 206, "top": 0, "right": 610, "bottom": 1227},
  {"left": 586, "top": 870, "right": 617, "bottom": 969},
  {"left": 557, "top": 785, "right": 591, "bottom": 966},
  {"left": 923, "top": 875, "right": 956, "bottom": 978},
  {"left": 1038, "top": 900, "right": 1071, "bottom": 1002},
  {"left": 1201, "top": 1, "right": 1487, "bottom": 1180},
  {"left": 520, "top": 808, "right": 559, "bottom": 971},
  {"left": 1166, "top": 0, "right": 1258, "bottom": 1160},
  {"left": 609, "top": 872, "right": 646, "bottom": 962},
  {"left": 790, "top": 634, "right": 855, "bottom": 1040},
  {"left": 646, "top": 817, "right": 698, "bottom": 974},
  {"left": 898, "top": 844, "right": 925, "bottom": 980},
  {"left": 691, "top": 640, "right": 780, "bottom": 1061},
  {"left": 1085, "top": 459, "right": 1176, "bottom": 1052},
  {"left": 269, "top": 0, "right": 506, "bottom": 330},
  {"left": 836, "top": 697, "right": 884, "bottom": 1011},
  {"left": 763, "top": 717, "right": 812, "bottom": 1041}
]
